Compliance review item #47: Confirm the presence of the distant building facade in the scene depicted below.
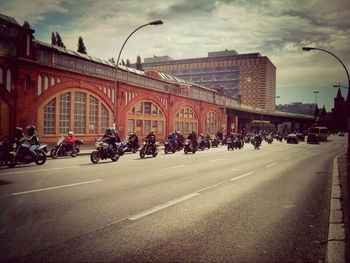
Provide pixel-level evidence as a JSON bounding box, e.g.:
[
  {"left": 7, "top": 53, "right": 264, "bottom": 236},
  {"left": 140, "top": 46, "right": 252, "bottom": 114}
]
[
  {"left": 143, "top": 50, "right": 277, "bottom": 111},
  {"left": 276, "top": 102, "right": 315, "bottom": 116}
]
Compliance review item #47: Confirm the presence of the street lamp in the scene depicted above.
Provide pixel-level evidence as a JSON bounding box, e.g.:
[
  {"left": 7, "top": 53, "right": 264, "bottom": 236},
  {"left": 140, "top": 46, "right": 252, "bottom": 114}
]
[
  {"left": 333, "top": 83, "right": 349, "bottom": 90},
  {"left": 113, "top": 20, "right": 163, "bottom": 130},
  {"left": 303, "top": 46, "right": 350, "bottom": 156}
]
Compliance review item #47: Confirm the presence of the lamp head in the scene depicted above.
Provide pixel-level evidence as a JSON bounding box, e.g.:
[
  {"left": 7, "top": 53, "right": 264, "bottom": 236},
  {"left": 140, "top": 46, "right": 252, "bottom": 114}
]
[
  {"left": 302, "top": 47, "right": 315, "bottom": 52},
  {"left": 149, "top": 20, "right": 163, "bottom": 26}
]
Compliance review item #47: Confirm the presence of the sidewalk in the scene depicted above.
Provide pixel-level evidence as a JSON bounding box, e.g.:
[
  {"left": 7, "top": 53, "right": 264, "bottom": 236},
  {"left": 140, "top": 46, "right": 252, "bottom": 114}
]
[{"left": 327, "top": 153, "right": 349, "bottom": 263}]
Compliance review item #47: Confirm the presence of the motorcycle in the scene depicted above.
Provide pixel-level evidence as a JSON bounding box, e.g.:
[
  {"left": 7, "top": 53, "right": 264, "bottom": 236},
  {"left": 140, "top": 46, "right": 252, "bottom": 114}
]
[
  {"left": 0, "top": 136, "right": 15, "bottom": 166},
  {"left": 184, "top": 139, "right": 196, "bottom": 154},
  {"left": 164, "top": 139, "right": 176, "bottom": 154},
  {"left": 50, "top": 136, "right": 83, "bottom": 159},
  {"left": 7, "top": 138, "right": 47, "bottom": 168},
  {"left": 252, "top": 138, "right": 261, "bottom": 150},
  {"left": 139, "top": 138, "right": 158, "bottom": 158},
  {"left": 234, "top": 137, "right": 243, "bottom": 149},
  {"left": 90, "top": 138, "right": 120, "bottom": 163},
  {"left": 227, "top": 137, "right": 234, "bottom": 150},
  {"left": 265, "top": 135, "right": 273, "bottom": 144},
  {"left": 211, "top": 137, "right": 220, "bottom": 148}
]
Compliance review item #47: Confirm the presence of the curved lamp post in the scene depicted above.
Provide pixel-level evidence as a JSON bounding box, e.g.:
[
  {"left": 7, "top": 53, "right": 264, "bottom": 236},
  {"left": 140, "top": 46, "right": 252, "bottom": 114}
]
[
  {"left": 113, "top": 20, "right": 163, "bottom": 130},
  {"left": 303, "top": 46, "right": 350, "bottom": 155}
]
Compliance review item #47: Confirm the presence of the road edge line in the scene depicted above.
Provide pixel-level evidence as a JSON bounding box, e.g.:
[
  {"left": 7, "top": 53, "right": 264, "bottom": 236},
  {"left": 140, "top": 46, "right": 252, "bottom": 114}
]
[{"left": 326, "top": 152, "right": 346, "bottom": 263}]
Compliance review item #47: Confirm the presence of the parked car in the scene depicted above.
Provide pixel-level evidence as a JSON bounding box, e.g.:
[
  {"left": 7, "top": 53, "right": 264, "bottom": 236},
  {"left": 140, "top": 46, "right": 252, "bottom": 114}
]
[{"left": 286, "top": 134, "right": 298, "bottom": 144}]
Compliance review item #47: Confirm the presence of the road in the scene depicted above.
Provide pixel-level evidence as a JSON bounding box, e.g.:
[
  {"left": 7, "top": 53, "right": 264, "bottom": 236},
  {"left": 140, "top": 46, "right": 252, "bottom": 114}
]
[{"left": 0, "top": 135, "right": 347, "bottom": 262}]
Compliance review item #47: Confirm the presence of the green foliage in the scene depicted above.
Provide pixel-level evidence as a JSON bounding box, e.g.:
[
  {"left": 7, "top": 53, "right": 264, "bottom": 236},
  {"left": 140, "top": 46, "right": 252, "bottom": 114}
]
[
  {"left": 51, "top": 32, "right": 57, "bottom": 45},
  {"left": 136, "top": 55, "right": 143, "bottom": 70},
  {"left": 77, "top": 36, "right": 87, "bottom": 54},
  {"left": 108, "top": 57, "right": 115, "bottom": 64},
  {"left": 55, "top": 32, "right": 66, "bottom": 48},
  {"left": 126, "top": 59, "right": 131, "bottom": 67}
]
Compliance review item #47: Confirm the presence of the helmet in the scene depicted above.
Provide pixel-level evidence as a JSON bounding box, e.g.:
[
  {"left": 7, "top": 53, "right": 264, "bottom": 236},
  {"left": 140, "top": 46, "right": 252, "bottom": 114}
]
[
  {"left": 26, "top": 125, "right": 35, "bottom": 135},
  {"left": 150, "top": 131, "right": 154, "bottom": 134},
  {"left": 15, "top": 127, "right": 23, "bottom": 134},
  {"left": 68, "top": 131, "right": 74, "bottom": 136},
  {"left": 106, "top": 128, "right": 111, "bottom": 133}
]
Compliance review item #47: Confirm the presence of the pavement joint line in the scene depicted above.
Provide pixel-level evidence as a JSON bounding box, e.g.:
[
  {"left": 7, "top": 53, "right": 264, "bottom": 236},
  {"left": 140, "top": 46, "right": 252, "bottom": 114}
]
[
  {"left": 266, "top": 162, "right": 277, "bottom": 168},
  {"left": 230, "top": 171, "right": 254, "bottom": 182},
  {"left": 12, "top": 179, "right": 103, "bottom": 196},
  {"left": 0, "top": 165, "right": 81, "bottom": 175},
  {"left": 128, "top": 192, "right": 200, "bottom": 221}
]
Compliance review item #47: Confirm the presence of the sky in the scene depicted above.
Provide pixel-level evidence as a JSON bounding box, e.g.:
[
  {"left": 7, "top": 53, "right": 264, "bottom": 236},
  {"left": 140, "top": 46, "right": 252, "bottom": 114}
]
[{"left": 1, "top": 0, "right": 349, "bottom": 111}]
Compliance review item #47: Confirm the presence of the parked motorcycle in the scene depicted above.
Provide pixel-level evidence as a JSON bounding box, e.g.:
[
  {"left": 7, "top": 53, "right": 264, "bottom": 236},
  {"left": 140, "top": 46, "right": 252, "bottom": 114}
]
[
  {"left": 164, "top": 139, "right": 176, "bottom": 154},
  {"left": 140, "top": 138, "right": 158, "bottom": 158},
  {"left": 184, "top": 139, "right": 196, "bottom": 154},
  {"left": 0, "top": 136, "right": 14, "bottom": 166},
  {"left": 50, "top": 136, "right": 83, "bottom": 159},
  {"left": 7, "top": 138, "right": 47, "bottom": 168},
  {"left": 90, "top": 138, "right": 120, "bottom": 163}
]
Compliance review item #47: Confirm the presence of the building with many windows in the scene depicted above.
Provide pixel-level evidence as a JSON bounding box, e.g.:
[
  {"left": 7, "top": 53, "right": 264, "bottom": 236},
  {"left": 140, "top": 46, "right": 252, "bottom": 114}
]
[{"left": 143, "top": 50, "right": 277, "bottom": 111}]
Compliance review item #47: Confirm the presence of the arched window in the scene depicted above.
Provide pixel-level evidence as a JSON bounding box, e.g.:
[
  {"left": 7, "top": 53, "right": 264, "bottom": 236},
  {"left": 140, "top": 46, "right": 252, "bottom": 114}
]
[
  {"left": 43, "top": 91, "right": 111, "bottom": 135},
  {"left": 174, "top": 107, "right": 198, "bottom": 135},
  {"left": 6, "top": 69, "right": 11, "bottom": 92},
  {"left": 205, "top": 111, "right": 220, "bottom": 135},
  {"left": 50, "top": 77, "right": 55, "bottom": 86},
  {"left": 127, "top": 101, "right": 165, "bottom": 137},
  {"left": 38, "top": 74, "right": 42, "bottom": 95},
  {"left": 44, "top": 76, "right": 49, "bottom": 90},
  {"left": 0, "top": 68, "right": 3, "bottom": 84},
  {"left": 44, "top": 98, "right": 56, "bottom": 134}
]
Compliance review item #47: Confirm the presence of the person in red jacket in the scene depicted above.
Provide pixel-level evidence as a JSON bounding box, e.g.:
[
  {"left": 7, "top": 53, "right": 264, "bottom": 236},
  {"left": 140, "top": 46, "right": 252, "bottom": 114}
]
[{"left": 65, "top": 131, "right": 76, "bottom": 151}]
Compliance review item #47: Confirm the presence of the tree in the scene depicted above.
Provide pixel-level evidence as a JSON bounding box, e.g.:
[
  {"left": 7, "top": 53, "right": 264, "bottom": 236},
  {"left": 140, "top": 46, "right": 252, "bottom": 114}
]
[
  {"left": 126, "top": 59, "right": 131, "bottom": 67},
  {"left": 108, "top": 57, "right": 115, "bottom": 64},
  {"left": 135, "top": 55, "right": 143, "bottom": 70},
  {"left": 51, "top": 32, "right": 57, "bottom": 45},
  {"left": 23, "top": 21, "right": 30, "bottom": 29},
  {"left": 77, "top": 36, "right": 87, "bottom": 54},
  {"left": 55, "top": 32, "right": 66, "bottom": 48},
  {"left": 121, "top": 59, "right": 125, "bottom": 66}
]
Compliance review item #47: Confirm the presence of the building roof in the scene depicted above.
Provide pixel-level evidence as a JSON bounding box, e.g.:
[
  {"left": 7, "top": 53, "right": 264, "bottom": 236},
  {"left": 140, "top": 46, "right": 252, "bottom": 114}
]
[{"left": 0, "top": 13, "right": 20, "bottom": 26}]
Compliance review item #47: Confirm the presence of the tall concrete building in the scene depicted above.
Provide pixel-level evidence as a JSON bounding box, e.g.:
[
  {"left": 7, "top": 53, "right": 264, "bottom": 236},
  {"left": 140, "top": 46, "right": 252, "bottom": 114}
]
[{"left": 143, "top": 50, "right": 277, "bottom": 111}]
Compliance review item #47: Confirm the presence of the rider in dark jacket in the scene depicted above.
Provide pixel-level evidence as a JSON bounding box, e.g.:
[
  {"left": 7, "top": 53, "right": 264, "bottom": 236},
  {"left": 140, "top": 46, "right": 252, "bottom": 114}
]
[
  {"left": 103, "top": 128, "right": 117, "bottom": 155},
  {"left": 146, "top": 131, "right": 156, "bottom": 152},
  {"left": 26, "top": 125, "right": 39, "bottom": 160},
  {"left": 188, "top": 131, "right": 197, "bottom": 149}
]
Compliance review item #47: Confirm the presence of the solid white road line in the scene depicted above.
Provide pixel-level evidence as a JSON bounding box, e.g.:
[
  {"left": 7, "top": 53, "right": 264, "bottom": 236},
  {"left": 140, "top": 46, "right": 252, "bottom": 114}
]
[
  {"left": 12, "top": 179, "right": 103, "bottom": 196},
  {"left": 209, "top": 158, "right": 225, "bottom": 162},
  {"left": 157, "top": 164, "right": 186, "bottom": 171},
  {"left": 128, "top": 193, "right": 200, "bottom": 221},
  {"left": 283, "top": 157, "right": 290, "bottom": 160},
  {"left": 197, "top": 181, "right": 226, "bottom": 193},
  {"left": 1, "top": 166, "right": 81, "bottom": 175},
  {"left": 266, "top": 162, "right": 277, "bottom": 168},
  {"left": 230, "top": 171, "right": 254, "bottom": 182}
]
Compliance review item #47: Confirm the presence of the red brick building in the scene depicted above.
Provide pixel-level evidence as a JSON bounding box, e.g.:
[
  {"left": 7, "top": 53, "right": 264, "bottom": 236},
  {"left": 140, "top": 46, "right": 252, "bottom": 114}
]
[{"left": 0, "top": 14, "right": 240, "bottom": 144}]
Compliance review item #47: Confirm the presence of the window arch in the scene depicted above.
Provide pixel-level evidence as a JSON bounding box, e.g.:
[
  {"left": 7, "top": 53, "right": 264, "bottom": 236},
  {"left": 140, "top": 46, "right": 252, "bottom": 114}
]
[
  {"left": 174, "top": 107, "right": 198, "bottom": 135},
  {"left": 204, "top": 111, "right": 220, "bottom": 135},
  {"left": 42, "top": 90, "right": 111, "bottom": 135},
  {"left": 6, "top": 69, "right": 11, "bottom": 92},
  {"left": 127, "top": 101, "right": 165, "bottom": 137},
  {"left": 38, "top": 74, "right": 42, "bottom": 95}
]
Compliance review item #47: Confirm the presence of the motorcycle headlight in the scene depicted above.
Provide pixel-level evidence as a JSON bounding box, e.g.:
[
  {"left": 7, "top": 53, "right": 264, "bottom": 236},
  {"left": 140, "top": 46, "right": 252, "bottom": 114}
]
[{"left": 12, "top": 143, "right": 17, "bottom": 148}]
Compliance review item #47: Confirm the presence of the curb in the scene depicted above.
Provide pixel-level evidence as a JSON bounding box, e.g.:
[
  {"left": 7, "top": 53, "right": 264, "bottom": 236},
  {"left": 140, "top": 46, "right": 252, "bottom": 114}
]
[{"left": 326, "top": 153, "right": 346, "bottom": 263}]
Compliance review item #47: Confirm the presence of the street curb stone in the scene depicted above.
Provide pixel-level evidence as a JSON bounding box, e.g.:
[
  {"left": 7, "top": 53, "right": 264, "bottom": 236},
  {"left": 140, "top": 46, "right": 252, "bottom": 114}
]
[{"left": 326, "top": 155, "right": 346, "bottom": 263}]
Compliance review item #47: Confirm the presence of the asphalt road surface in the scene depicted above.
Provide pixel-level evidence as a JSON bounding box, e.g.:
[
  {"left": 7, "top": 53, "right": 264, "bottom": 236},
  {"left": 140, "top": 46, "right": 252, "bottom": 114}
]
[{"left": 0, "top": 135, "right": 347, "bottom": 262}]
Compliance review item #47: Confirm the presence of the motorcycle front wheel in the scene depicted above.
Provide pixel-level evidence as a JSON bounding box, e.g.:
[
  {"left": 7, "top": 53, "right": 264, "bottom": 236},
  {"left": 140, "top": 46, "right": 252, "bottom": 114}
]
[
  {"left": 90, "top": 150, "right": 100, "bottom": 163},
  {"left": 140, "top": 149, "right": 146, "bottom": 158},
  {"left": 111, "top": 153, "right": 120, "bottom": 162},
  {"left": 50, "top": 149, "right": 59, "bottom": 159},
  {"left": 70, "top": 149, "right": 78, "bottom": 157},
  {"left": 35, "top": 151, "right": 47, "bottom": 165}
]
